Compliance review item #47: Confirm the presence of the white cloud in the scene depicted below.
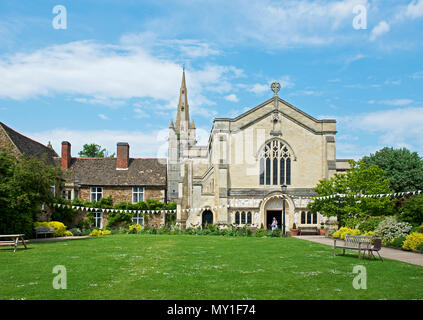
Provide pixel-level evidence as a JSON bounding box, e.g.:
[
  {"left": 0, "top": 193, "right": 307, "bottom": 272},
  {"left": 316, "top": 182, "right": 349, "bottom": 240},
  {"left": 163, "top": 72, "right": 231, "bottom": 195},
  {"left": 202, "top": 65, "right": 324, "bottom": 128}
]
[
  {"left": 397, "top": 0, "right": 423, "bottom": 20},
  {"left": 0, "top": 40, "right": 243, "bottom": 117},
  {"left": 98, "top": 114, "right": 109, "bottom": 120},
  {"left": 375, "top": 99, "right": 414, "bottom": 106},
  {"left": 370, "top": 21, "right": 390, "bottom": 41},
  {"left": 249, "top": 83, "right": 269, "bottom": 95},
  {"left": 25, "top": 128, "right": 169, "bottom": 159},
  {"left": 224, "top": 94, "right": 239, "bottom": 102},
  {"left": 248, "top": 76, "right": 294, "bottom": 96},
  {"left": 339, "top": 106, "right": 423, "bottom": 155}
]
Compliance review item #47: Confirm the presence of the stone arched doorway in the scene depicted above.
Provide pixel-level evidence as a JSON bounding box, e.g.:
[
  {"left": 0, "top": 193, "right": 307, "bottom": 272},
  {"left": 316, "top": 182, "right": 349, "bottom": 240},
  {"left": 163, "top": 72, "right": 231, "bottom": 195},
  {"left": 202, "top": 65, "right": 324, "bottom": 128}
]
[
  {"left": 264, "top": 196, "right": 289, "bottom": 231},
  {"left": 202, "top": 210, "right": 213, "bottom": 228}
]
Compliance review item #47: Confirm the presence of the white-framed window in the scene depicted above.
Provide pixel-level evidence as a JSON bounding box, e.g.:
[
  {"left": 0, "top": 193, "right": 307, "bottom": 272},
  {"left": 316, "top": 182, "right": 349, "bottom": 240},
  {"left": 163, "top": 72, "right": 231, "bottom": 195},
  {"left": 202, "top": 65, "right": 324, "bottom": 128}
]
[
  {"left": 93, "top": 212, "right": 103, "bottom": 229},
  {"left": 132, "top": 187, "right": 144, "bottom": 203},
  {"left": 234, "top": 211, "right": 253, "bottom": 226},
  {"left": 50, "top": 185, "right": 56, "bottom": 197},
  {"left": 62, "top": 190, "right": 72, "bottom": 200},
  {"left": 90, "top": 187, "right": 103, "bottom": 202},
  {"left": 301, "top": 211, "right": 318, "bottom": 225},
  {"left": 132, "top": 213, "right": 144, "bottom": 226}
]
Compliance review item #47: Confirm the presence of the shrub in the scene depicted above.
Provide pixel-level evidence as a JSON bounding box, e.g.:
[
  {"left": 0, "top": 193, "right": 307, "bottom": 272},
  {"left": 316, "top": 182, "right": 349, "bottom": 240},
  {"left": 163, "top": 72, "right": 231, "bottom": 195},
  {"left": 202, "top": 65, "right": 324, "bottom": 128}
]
[
  {"left": 390, "top": 236, "right": 407, "bottom": 248},
  {"left": 69, "top": 228, "right": 82, "bottom": 236},
  {"left": 374, "top": 216, "right": 412, "bottom": 244},
  {"left": 64, "top": 230, "right": 73, "bottom": 237},
  {"left": 358, "top": 216, "right": 384, "bottom": 232},
  {"left": 128, "top": 224, "right": 142, "bottom": 234},
  {"left": 89, "top": 229, "right": 111, "bottom": 236},
  {"left": 34, "top": 221, "right": 68, "bottom": 237},
  {"left": 332, "top": 227, "right": 360, "bottom": 240},
  {"left": 254, "top": 228, "right": 267, "bottom": 237},
  {"left": 402, "top": 232, "right": 423, "bottom": 251},
  {"left": 417, "top": 242, "right": 423, "bottom": 252},
  {"left": 399, "top": 195, "right": 423, "bottom": 226}
]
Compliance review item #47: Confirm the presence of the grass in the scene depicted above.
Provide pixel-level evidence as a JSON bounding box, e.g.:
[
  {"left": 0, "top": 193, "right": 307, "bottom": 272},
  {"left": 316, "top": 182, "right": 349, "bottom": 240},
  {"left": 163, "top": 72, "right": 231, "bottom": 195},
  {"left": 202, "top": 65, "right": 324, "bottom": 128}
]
[{"left": 1, "top": 234, "right": 422, "bottom": 300}]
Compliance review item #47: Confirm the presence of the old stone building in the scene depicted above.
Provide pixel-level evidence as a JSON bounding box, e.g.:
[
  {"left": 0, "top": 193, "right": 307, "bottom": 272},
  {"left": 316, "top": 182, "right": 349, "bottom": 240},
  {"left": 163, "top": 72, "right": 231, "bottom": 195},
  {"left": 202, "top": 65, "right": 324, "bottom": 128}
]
[
  {"left": 0, "top": 121, "right": 58, "bottom": 164},
  {"left": 168, "top": 71, "right": 350, "bottom": 231},
  {"left": 57, "top": 141, "right": 167, "bottom": 228}
]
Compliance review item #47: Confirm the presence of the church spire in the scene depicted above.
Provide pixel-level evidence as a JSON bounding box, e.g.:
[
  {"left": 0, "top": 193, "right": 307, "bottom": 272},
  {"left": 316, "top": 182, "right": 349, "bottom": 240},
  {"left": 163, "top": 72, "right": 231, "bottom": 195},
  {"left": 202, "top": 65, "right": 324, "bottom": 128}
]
[{"left": 175, "top": 67, "right": 190, "bottom": 133}]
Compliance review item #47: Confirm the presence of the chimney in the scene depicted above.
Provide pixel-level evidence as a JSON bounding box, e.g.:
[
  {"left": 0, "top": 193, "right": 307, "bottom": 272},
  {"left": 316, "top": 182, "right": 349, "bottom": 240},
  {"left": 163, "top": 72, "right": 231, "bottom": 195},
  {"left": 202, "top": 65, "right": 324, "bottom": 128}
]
[
  {"left": 61, "top": 141, "right": 71, "bottom": 169},
  {"left": 116, "top": 142, "right": 129, "bottom": 170}
]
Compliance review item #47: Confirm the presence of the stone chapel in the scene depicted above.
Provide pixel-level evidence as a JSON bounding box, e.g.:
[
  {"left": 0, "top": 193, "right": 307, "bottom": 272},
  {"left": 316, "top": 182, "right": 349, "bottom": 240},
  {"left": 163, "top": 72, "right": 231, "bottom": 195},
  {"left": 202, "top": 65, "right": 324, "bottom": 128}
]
[{"left": 168, "top": 70, "right": 350, "bottom": 230}]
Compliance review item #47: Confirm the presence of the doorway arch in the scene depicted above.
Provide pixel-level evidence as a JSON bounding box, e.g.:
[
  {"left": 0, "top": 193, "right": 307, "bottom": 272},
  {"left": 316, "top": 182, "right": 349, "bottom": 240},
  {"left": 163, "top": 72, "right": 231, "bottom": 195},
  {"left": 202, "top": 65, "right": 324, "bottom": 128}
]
[
  {"left": 263, "top": 196, "right": 289, "bottom": 231},
  {"left": 202, "top": 210, "right": 213, "bottom": 228}
]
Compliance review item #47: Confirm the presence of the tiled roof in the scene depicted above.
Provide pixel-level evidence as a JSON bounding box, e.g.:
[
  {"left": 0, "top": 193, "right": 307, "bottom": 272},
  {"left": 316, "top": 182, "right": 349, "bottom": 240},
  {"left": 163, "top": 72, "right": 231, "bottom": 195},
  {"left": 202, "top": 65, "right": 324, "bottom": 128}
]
[
  {"left": 57, "top": 157, "right": 167, "bottom": 187},
  {"left": 0, "top": 122, "right": 58, "bottom": 164}
]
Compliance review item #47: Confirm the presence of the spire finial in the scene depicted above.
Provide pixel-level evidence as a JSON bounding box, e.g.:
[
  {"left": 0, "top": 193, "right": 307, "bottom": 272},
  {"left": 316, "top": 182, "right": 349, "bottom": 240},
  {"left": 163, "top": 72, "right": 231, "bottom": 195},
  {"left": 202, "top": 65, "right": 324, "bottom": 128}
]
[{"left": 271, "top": 82, "right": 281, "bottom": 96}]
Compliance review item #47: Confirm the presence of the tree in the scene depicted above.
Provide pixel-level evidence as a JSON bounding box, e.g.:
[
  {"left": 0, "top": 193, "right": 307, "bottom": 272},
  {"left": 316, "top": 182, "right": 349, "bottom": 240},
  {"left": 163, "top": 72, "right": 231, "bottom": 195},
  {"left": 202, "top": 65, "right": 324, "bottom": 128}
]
[
  {"left": 78, "top": 143, "right": 115, "bottom": 158},
  {"left": 361, "top": 147, "right": 423, "bottom": 192},
  {"left": 0, "top": 148, "right": 65, "bottom": 237},
  {"left": 307, "top": 160, "right": 394, "bottom": 225}
]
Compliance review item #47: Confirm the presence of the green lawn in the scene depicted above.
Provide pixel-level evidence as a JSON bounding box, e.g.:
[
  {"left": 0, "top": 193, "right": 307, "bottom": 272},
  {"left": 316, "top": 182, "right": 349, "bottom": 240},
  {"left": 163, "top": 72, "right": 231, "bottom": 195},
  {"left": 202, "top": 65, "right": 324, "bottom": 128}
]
[{"left": 1, "top": 234, "right": 422, "bottom": 300}]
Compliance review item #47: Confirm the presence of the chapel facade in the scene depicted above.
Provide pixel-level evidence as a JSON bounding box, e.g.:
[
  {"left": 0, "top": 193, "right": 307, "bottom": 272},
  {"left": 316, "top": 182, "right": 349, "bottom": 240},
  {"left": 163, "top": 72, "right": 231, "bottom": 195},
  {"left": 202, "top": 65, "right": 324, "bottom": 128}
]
[{"left": 168, "top": 70, "right": 350, "bottom": 230}]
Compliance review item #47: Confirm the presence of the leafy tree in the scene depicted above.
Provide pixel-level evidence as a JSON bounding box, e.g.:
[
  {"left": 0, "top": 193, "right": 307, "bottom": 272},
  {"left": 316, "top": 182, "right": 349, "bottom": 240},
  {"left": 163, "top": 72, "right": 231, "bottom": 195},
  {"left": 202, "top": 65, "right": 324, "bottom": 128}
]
[
  {"left": 399, "top": 195, "right": 423, "bottom": 226},
  {"left": 0, "top": 148, "right": 65, "bottom": 237},
  {"left": 307, "top": 160, "right": 394, "bottom": 225},
  {"left": 78, "top": 143, "right": 115, "bottom": 158},
  {"left": 361, "top": 147, "right": 423, "bottom": 192}
]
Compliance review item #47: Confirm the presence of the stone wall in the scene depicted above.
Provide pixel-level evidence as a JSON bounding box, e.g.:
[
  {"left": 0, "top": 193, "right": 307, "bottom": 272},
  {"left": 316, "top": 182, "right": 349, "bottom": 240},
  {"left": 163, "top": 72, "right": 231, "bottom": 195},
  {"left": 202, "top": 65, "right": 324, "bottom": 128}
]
[{"left": 79, "top": 186, "right": 166, "bottom": 203}]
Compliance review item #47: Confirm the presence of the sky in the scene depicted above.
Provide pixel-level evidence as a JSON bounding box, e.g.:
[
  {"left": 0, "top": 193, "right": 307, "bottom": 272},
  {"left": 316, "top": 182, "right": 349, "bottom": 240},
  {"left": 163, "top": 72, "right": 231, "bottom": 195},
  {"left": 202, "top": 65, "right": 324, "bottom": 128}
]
[{"left": 1, "top": 0, "right": 423, "bottom": 160}]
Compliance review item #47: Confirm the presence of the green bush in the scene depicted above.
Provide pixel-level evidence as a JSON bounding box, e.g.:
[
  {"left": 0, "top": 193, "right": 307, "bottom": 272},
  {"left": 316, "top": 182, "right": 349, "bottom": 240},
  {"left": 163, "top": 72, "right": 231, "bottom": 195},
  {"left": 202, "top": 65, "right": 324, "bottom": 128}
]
[
  {"left": 417, "top": 242, "right": 423, "bottom": 252},
  {"left": 69, "top": 228, "right": 82, "bottom": 236},
  {"left": 390, "top": 236, "right": 407, "bottom": 248},
  {"left": 374, "top": 216, "right": 413, "bottom": 244},
  {"left": 254, "top": 228, "right": 267, "bottom": 237},
  {"left": 399, "top": 195, "right": 423, "bottom": 226},
  {"left": 358, "top": 216, "right": 384, "bottom": 232}
]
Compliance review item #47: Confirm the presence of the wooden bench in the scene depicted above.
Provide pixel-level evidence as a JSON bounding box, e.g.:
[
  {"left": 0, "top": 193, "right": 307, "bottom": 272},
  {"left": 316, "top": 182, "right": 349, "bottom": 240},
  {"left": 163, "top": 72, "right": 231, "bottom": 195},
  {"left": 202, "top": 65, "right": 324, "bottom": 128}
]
[
  {"left": 35, "top": 226, "right": 55, "bottom": 239},
  {"left": 0, "top": 234, "right": 28, "bottom": 252},
  {"left": 334, "top": 235, "right": 372, "bottom": 259},
  {"left": 298, "top": 226, "right": 319, "bottom": 235}
]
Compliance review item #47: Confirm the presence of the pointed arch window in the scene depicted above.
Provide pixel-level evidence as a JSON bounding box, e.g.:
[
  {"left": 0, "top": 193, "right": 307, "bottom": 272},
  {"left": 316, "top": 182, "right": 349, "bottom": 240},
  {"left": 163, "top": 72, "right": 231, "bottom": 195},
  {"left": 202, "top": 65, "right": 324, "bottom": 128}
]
[{"left": 259, "top": 140, "right": 292, "bottom": 186}]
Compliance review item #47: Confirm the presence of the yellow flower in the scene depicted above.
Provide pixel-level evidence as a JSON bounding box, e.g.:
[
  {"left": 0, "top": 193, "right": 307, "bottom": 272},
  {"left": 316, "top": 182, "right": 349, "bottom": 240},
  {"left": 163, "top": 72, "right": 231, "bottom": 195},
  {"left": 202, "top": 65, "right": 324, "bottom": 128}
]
[{"left": 402, "top": 232, "right": 423, "bottom": 251}]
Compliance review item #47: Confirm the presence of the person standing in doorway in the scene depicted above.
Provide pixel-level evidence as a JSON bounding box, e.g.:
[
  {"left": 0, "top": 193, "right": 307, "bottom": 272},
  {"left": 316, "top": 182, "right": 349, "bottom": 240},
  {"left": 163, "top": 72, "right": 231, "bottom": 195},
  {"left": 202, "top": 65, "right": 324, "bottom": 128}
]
[{"left": 271, "top": 217, "right": 278, "bottom": 231}]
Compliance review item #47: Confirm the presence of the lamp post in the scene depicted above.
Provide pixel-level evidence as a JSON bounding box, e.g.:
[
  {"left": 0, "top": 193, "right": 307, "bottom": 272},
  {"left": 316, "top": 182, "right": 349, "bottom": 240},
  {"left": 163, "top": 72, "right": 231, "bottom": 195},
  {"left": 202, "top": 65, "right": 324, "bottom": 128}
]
[{"left": 281, "top": 184, "right": 287, "bottom": 237}]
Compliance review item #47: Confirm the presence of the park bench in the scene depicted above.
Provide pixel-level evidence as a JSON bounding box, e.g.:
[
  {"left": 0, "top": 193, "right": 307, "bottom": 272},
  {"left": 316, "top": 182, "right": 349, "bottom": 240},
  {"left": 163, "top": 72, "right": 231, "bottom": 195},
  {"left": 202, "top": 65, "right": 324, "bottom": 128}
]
[
  {"left": 35, "top": 226, "right": 55, "bottom": 239},
  {"left": 0, "top": 234, "right": 28, "bottom": 252},
  {"left": 298, "top": 226, "right": 319, "bottom": 235},
  {"left": 334, "top": 235, "right": 372, "bottom": 259}
]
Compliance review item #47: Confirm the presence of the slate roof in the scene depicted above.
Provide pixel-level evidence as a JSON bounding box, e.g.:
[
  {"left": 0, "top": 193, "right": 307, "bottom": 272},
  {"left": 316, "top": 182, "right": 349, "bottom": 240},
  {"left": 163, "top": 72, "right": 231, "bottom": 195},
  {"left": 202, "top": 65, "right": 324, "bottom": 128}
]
[
  {"left": 0, "top": 122, "right": 58, "bottom": 164},
  {"left": 58, "top": 157, "right": 167, "bottom": 187}
]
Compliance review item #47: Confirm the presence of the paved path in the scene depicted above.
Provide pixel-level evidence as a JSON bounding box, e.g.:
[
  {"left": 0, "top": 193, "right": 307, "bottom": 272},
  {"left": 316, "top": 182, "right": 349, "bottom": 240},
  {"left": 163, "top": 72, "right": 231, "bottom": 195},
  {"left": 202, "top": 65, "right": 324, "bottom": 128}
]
[{"left": 294, "top": 235, "right": 423, "bottom": 267}]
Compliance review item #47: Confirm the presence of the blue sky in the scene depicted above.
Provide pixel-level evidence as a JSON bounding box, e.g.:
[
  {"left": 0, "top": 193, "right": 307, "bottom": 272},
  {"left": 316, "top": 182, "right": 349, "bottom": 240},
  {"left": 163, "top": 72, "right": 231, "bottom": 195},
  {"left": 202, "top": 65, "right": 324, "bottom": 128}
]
[{"left": 1, "top": 0, "right": 423, "bottom": 159}]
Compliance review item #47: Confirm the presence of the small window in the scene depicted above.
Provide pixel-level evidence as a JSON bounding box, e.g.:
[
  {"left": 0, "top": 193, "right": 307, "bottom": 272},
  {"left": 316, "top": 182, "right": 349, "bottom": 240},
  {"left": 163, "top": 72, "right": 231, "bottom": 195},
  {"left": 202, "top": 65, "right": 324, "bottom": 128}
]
[
  {"left": 62, "top": 190, "right": 72, "bottom": 200},
  {"left": 132, "top": 187, "right": 144, "bottom": 203},
  {"left": 301, "top": 211, "right": 306, "bottom": 224},
  {"left": 235, "top": 212, "right": 240, "bottom": 224},
  {"left": 312, "top": 213, "right": 317, "bottom": 224},
  {"left": 241, "top": 212, "right": 246, "bottom": 224},
  {"left": 247, "top": 212, "right": 252, "bottom": 224},
  {"left": 90, "top": 187, "right": 102, "bottom": 202},
  {"left": 50, "top": 185, "right": 56, "bottom": 197},
  {"left": 132, "top": 213, "right": 144, "bottom": 226},
  {"left": 93, "top": 212, "right": 103, "bottom": 229}
]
